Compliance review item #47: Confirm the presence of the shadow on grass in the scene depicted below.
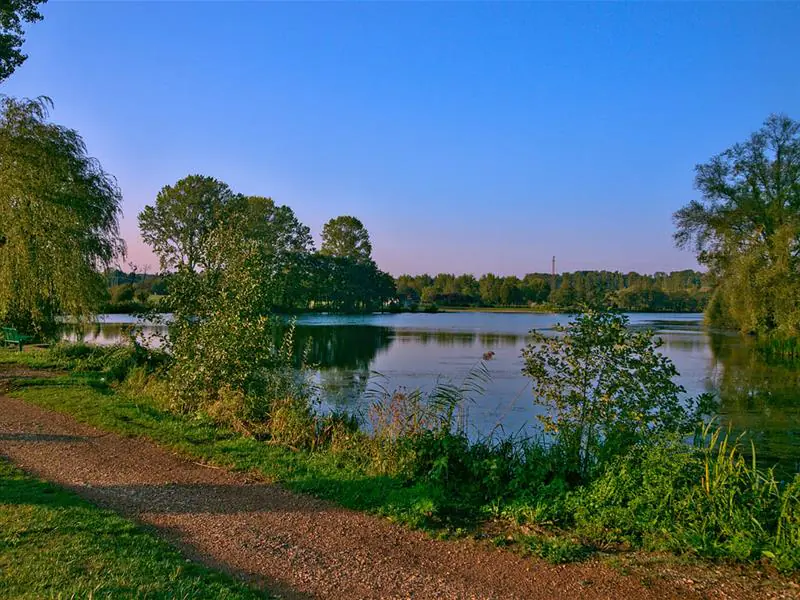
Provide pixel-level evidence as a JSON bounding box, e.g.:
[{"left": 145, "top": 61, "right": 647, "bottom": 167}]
[{"left": 0, "top": 469, "right": 86, "bottom": 509}]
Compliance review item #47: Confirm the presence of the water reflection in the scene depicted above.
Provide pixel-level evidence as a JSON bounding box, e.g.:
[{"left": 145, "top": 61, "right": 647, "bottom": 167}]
[
  {"left": 708, "top": 332, "right": 800, "bottom": 474},
  {"left": 393, "top": 330, "right": 525, "bottom": 348},
  {"left": 295, "top": 325, "right": 393, "bottom": 370}
]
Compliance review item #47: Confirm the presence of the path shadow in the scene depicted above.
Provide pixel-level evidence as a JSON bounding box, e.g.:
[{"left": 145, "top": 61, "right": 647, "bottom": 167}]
[
  {"left": 0, "top": 432, "right": 88, "bottom": 442},
  {"left": 151, "top": 522, "right": 317, "bottom": 600},
  {"left": 79, "top": 483, "right": 329, "bottom": 515}
]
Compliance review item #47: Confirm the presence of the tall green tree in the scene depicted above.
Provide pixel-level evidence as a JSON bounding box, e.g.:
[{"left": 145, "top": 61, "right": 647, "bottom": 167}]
[
  {"left": 320, "top": 215, "right": 373, "bottom": 264},
  {"left": 308, "top": 254, "right": 395, "bottom": 313},
  {"left": 138, "top": 175, "right": 234, "bottom": 271},
  {"left": 0, "top": 1, "right": 45, "bottom": 83},
  {"left": 674, "top": 114, "right": 800, "bottom": 336},
  {"left": 0, "top": 97, "right": 123, "bottom": 336},
  {"left": 230, "top": 195, "right": 315, "bottom": 310},
  {"left": 232, "top": 195, "right": 314, "bottom": 256}
]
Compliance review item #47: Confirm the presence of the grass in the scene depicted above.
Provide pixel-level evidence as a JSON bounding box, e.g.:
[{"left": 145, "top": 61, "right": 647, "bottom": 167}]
[{"left": 0, "top": 459, "right": 268, "bottom": 599}]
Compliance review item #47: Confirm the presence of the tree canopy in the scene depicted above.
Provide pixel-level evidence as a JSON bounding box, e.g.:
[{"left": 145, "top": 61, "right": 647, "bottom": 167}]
[
  {"left": 0, "top": 1, "right": 45, "bottom": 83},
  {"left": 231, "top": 195, "right": 314, "bottom": 256},
  {"left": 0, "top": 96, "right": 124, "bottom": 335},
  {"left": 674, "top": 114, "right": 800, "bottom": 336},
  {"left": 320, "top": 215, "right": 373, "bottom": 264},
  {"left": 138, "top": 175, "right": 234, "bottom": 272}
]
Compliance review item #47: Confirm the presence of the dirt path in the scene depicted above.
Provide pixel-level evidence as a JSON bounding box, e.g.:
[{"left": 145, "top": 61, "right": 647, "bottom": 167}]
[{"left": 0, "top": 394, "right": 790, "bottom": 600}]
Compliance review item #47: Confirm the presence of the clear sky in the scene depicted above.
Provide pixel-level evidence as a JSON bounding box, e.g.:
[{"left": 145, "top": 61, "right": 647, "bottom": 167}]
[{"left": 2, "top": 1, "right": 798, "bottom": 276}]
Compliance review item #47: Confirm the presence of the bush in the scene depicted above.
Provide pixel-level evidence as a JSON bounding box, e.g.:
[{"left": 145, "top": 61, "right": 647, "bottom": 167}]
[{"left": 522, "top": 309, "right": 711, "bottom": 476}]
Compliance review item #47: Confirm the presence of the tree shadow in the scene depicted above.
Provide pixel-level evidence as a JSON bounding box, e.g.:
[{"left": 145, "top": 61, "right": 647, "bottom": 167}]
[
  {"left": 77, "top": 482, "right": 330, "bottom": 515},
  {"left": 150, "top": 521, "right": 317, "bottom": 600},
  {"left": 0, "top": 432, "right": 88, "bottom": 442}
]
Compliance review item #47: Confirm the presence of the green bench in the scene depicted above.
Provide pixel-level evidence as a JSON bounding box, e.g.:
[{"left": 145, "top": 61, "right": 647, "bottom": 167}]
[{"left": 1, "top": 327, "right": 33, "bottom": 352}]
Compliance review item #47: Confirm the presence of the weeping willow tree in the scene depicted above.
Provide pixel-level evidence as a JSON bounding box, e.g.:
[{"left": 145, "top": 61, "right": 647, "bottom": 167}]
[
  {"left": 0, "top": 96, "right": 124, "bottom": 337},
  {"left": 674, "top": 114, "right": 800, "bottom": 339}
]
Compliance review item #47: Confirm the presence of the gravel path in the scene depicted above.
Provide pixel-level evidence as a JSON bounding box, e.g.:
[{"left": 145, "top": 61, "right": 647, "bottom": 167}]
[{"left": 0, "top": 394, "right": 790, "bottom": 600}]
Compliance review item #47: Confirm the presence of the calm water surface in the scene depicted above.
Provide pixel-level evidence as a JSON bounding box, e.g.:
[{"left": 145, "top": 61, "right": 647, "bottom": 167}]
[{"left": 66, "top": 312, "right": 799, "bottom": 472}]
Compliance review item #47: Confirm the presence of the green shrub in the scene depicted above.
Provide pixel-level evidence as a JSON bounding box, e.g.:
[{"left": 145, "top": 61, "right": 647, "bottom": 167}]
[
  {"left": 566, "top": 428, "right": 800, "bottom": 570},
  {"left": 522, "top": 309, "right": 711, "bottom": 477}
]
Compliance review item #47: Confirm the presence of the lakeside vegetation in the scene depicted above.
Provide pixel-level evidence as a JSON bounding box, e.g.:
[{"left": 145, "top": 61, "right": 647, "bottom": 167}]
[
  {"left": 0, "top": 459, "right": 267, "bottom": 599},
  {"left": 2, "top": 332, "right": 798, "bottom": 572},
  {"left": 99, "top": 267, "right": 711, "bottom": 315}
]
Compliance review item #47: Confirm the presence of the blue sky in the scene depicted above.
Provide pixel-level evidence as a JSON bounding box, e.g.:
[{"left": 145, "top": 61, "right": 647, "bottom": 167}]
[{"left": 3, "top": 2, "right": 798, "bottom": 276}]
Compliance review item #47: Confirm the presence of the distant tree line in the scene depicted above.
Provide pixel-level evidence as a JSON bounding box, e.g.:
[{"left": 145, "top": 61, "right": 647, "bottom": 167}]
[{"left": 396, "top": 270, "right": 710, "bottom": 312}]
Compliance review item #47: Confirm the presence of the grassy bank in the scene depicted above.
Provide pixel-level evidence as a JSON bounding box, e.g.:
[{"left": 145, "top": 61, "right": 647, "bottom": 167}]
[
  {"left": 0, "top": 459, "right": 267, "bottom": 599},
  {"left": 2, "top": 344, "right": 798, "bottom": 574}
]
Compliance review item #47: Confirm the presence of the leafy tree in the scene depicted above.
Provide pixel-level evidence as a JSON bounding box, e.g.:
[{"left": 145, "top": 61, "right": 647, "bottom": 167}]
[
  {"left": 478, "top": 273, "right": 501, "bottom": 305},
  {"left": 521, "top": 274, "right": 550, "bottom": 303},
  {"left": 0, "top": 97, "right": 123, "bottom": 336},
  {"left": 499, "top": 276, "right": 523, "bottom": 305},
  {"left": 674, "top": 114, "right": 800, "bottom": 336},
  {"left": 138, "top": 175, "right": 234, "bottom": 272},
  {"left": 229, "top": 195, "right": 315, "bottom": 310},
  {"left": 549, "top": 278, "right": 577, "bottom": 308},
  {"left": 231, "top": 195, "right": 313, "bottom": 255},
  {"left": 320, "top": 215, "right": 373, "bottom": 264},
  {"left": 522, "top": 310, "right": 705, "bottom": 476},
  {"left": 455, "top": 273, "right": 479, "bottom": 298},
  {"left": 308, "top": 254, "right": 395, "bottom": 313},
  {"left": 396, "top": 274, "right": 421, "bottom": 304},
  {"left": 395, "top": 270, "right": 709, "bottom": 311},
  {"left": 0, "top": 1, "right": 45, "bottom": 83},
  {"left": 165, "top": 214, "right": 303, "bottom": 412}
]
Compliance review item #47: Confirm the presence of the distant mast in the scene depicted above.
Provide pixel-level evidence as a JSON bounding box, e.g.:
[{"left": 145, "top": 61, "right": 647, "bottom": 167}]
[{"left": 551, "top": 256, "right": 556, "bottom": 291}]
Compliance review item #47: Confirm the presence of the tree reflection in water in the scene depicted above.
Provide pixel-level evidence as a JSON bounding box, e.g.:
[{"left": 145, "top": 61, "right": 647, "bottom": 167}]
[{"left": 709, "top": 331, "right": 800, "bottom": 475}]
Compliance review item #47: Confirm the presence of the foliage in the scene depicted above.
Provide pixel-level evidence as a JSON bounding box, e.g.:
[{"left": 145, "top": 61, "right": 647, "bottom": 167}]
[
  {"left": 229, "top": 194, "right": 316, "bottom": 309},
  {"left": 0, "top": 96, "right": 124, "bottom": 337},
  {"left": 138, "top": 174, "right": 235, "bottom": 272},
  {"left": 396, "top": 270, "right": 709, "bottom": 312},
  {"left": 309, "top": 254, "right": 396, "bottom": 313},
  {"left": 0, "top": 460, "right": 267, "bottom": 598},
  {"left": 568, "top": 428, "right": 800, "bottom": 569},
  {"left": 231, "top": 194, "right": 314, "bottom": 255},
  {"left": 522, "top": 309, "right": 707, "bottom": 475},
  {"left": 164, "top": 218, "right": 310, "bottom": 418},
  {"left": 138, "top": 177, "right": 395, "bottom": 313},
  {"left": 320, "top": 215, "right": 373, "bottom": 264},
  {"left": 0, "top": 0, "right": 45, "bottom": 83},
  {"left": 49, "top": 341, "right": 169, "bottom": 382},
  {"left": 674, "top": 114, "right": 800, "bottom": 338}
]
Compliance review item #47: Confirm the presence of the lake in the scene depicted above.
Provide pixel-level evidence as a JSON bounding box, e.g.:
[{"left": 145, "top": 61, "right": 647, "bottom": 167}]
[{"left": 65, "top": 311, "right": 799, "bottom": 473}]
